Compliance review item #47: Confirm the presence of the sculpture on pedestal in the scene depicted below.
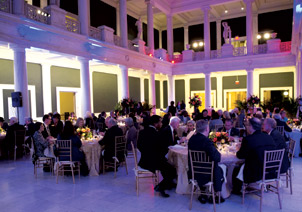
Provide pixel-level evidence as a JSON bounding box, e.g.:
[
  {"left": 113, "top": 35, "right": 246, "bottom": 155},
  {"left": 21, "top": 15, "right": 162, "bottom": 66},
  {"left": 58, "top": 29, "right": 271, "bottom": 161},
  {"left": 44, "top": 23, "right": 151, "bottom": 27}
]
[
  {"left": 135, "top": 17, "right": 142, "bottom": 39},
  {"left": 222, "top": 22, "right": 232, "bottom": 45}
]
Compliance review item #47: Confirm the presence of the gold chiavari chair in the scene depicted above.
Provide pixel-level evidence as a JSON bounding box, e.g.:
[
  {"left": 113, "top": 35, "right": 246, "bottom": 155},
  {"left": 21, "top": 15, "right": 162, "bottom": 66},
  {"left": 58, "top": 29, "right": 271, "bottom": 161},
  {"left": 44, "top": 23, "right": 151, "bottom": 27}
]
[{"left": 242, "top": 149, "right": 285, "bottom": 212}]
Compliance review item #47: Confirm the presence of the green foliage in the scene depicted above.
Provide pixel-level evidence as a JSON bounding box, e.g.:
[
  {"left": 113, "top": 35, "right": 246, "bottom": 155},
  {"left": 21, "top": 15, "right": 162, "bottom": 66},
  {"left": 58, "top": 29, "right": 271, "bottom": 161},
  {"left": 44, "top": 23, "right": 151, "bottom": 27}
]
[
  {"left": 142, "top": 102, "right": 154, "bottom": 112},
  {"left": 235, "top": 100, "right": 248, "bottom": 110},
  {"left": 114, "top": 102, "right": 123, "bottom": 113},
  {"left": 260, "top": 97, "right": 298, "bottom": 118}
]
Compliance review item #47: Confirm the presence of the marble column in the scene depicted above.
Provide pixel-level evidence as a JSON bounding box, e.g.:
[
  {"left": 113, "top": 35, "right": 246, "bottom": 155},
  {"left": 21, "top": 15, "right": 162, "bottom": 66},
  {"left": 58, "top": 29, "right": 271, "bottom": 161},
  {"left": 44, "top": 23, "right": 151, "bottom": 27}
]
[
  {"left": 298, "top": 50, "right": 302, "bottom": 97},
  {"left": 167, "top": 75, "right": 175, "bottom": 104},
  {"left": 159, "top": 30, "right": 162, "bottom": 49},
  {"left": 244, "top": 0, "right": 254, "bottom": 55},
  {"left": 246, "top": 69, "right": 254, "bottom": 99},
  {"left": 119, "top": 0, "right": 128, "bottom": 48},
  {"left": 203, "top": 6, "right": 211, "bottom": 59},
  {"left": 116, "top": 4, "right": 121, "bottom": 36},
  {"left": 216, "top": 75, "right": 223, "bottom": 109},
  {"left": 80, "top": 58, "right": 92, "bottom": 117},
  {"left": 184, "top": 25, "right": 189, "bottom": 50},
  {"left": 149, "top": 72, "right": 156, "bottom": 114},
  {"left": 13, "top": 0, "right": 25, "bottom": 16},
  {"left": 120, "top": 66, "right": 129, "bottom": 99},
  {"left": 12, "top": 45, "right": 30, "bottom": 124},
  {"left": 140, "top": 77, "right": 145, "bottom": 102},
  {"left": 40, "top": 0, "right": 48, "bottom": 8},
  {"left": 253, "top": 13, "right": 258, "bottom": 46},
  {"left": 167, "top": 14, "right": 174, "bottom": 59},
  {"left": 78, "top": 0, "right": 90, "bottom": 36},
  {"left": 205, "top": 73, "right": 211, "bottom": 109},
  {"left": 42, "top": 64, "right": 52, "bottom": 114},
  {"left": 146, "top": 0, "right": 154, "bottom": 55},
  {"left": 216, "top": 19, "right": 221, "bottom": 50},
  {"left": 160, "top": 80, "right": 164, "bottom": 109}
]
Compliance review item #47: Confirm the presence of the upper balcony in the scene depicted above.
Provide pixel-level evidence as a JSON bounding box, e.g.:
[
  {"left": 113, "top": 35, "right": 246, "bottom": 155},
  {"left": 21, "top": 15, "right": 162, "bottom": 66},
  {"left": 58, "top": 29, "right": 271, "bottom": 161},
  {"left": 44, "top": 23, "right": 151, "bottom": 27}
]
[{"left": 0, "top": 0, "right": 293, "bottom": 65}]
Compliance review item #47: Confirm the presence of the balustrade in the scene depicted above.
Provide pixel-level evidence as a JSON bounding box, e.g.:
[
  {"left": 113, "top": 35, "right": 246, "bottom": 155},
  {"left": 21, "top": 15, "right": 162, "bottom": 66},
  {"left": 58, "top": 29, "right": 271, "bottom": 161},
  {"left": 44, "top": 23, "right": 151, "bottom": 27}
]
[
  {"left": 25, "top": 3, "right": 49, "bottom": 24},
  {"left": 0, "top": 0, "right": 11, "bottom": 13},
  {"left": 65, "top": 16, "right": 80, "bottom": 34}
]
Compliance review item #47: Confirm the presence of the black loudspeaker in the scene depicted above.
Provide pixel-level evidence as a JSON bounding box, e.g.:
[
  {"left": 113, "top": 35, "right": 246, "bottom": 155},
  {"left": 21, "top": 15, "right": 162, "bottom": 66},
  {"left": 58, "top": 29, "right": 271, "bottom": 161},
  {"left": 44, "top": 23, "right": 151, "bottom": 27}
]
[{"left": 11, "top": 92, "right": 22, "bottom": 107}]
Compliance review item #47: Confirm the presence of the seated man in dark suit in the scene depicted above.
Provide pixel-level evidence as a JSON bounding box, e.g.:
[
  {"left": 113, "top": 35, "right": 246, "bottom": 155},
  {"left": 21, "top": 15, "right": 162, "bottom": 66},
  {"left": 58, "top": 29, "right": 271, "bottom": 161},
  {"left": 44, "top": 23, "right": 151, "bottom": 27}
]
[
  {"left": 4, "top": 117, "right": 25, "bottom": 159},
  {"left": 273, "top": 114, "right": 292, "bottom": 140},
  {"left": 188, "top": 119, "right": 224, "bottom": 204},
  {"left": 96, "top": 111, "right": 106, "bottom": 132},
  {"left": 99, "top": 118, "right": 123, "bottom": 163},
  {"left": 49, "top": 113, "right": 63, "bottom": 138},
  {"left": 138, "top": 115, "right": 176, "bottom": 198},
  {"left": 263, "top": 118, "right": 289, "bottom": 174},
  {"left": 233, "top": 118, "right": 276, "bottom": 194},
  {"left": 159, "top": 116, "right": 181, "bottom": 156},
  {"left": 42, "top": 114, "right": 52, "bottom": 139},
  {"left": 218, "top": 119, "right": 240, "bottom": 141}
]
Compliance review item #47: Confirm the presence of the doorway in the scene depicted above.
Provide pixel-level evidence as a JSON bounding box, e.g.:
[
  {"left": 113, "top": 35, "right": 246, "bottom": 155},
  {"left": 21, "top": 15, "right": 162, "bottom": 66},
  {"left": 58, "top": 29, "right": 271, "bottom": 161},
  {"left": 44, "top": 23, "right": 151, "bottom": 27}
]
[
  {"left": 191, "top": 91, "right": 216, "bottom": 111},
  {"left": 59, "top": 92, "right": 75, "bottom": 118},
  {"left": 224, "top": 90, "right": 247, "bottom": 111}
]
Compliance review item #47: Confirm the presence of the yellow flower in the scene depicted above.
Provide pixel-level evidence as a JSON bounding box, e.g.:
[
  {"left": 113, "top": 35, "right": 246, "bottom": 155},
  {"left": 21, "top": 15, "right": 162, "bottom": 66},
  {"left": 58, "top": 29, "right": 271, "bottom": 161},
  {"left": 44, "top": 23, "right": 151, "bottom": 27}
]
[{"left": 81, "top": 129, "right": 86, "bottom": 133}]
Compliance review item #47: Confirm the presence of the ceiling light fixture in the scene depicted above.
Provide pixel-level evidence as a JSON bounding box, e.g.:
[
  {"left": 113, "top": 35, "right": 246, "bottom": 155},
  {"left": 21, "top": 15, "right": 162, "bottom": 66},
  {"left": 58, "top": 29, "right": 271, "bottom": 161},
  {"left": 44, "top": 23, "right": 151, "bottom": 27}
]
[{"left": 225, "top": 10, "right": 228, "bottom": 13}]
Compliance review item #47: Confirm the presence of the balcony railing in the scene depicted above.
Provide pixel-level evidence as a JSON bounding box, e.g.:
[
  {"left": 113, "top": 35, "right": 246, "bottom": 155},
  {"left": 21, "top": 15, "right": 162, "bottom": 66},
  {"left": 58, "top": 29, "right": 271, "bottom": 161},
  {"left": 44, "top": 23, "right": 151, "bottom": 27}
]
[
  {"left": 280, "top": 41, "right": 291, "bottom": 52},
  {"left": 233, "top": 46, "right": 246, "bottom": 56},
  {"left": 210, "top": 49, "right": 222, "bottom": 59},
  {"left": 65, "top": 16, "right": 80, "bottom": 34},
  {"left": 253, "top": 44, "right": 267, "bottom": 55},
  {"left": 128, "top": 40, "right": 138, "bottom": 52},
  {"left": 89, "top": 26, "right": 101, "bottom": 40},
  {"left": 25, "top": 4, "right": 49, "bottom": 24},
  {"left": 0, "top": 0, "right": 11, "bottom": 13},
  {"left": 113, "top": 35, "right": 122, "bottom": 47},
  {"left": 194, "top": 52, "right": 205, "bottom": 61}
]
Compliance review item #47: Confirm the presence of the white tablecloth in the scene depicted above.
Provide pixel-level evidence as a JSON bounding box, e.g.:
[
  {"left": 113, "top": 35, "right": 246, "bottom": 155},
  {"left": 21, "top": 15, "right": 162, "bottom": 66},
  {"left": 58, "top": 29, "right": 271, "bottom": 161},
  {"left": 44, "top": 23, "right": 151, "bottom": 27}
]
[
  {"left": 288, "top": 130, "right": 302, "bottom": 157},
  {"left": 168, "top": 144, "right": 243, "bottom": 198},
  {"left": 81, "top": 137, "right": 103, "bottom": 176}
]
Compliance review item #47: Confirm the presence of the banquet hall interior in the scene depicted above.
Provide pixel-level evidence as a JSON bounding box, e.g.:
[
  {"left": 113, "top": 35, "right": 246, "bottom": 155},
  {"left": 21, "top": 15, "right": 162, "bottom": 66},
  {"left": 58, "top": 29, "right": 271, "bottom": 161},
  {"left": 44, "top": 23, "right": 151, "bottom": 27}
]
[{"left": 0, "top": 0, "right": 302, "bottom": 211}]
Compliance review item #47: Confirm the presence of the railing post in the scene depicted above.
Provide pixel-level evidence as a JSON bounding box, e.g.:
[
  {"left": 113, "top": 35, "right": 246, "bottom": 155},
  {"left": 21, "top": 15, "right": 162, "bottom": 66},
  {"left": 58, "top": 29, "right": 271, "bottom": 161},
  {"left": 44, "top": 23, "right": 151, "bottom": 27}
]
[
  {"left": 13, "top": 0, "right": 25, "bottom": 16},
  {"left": 46, "top": 4, "right": 67, "bottom": 29}
]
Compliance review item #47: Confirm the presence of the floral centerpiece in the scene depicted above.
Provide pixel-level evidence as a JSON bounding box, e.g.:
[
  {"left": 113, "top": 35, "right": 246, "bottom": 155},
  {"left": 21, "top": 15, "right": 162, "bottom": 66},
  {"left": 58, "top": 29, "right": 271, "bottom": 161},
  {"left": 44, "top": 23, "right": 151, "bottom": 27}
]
[
  {"left": 76, "top": 127, "right": 92, "bottom": 140},
  {"left": 287, "top": 118, "right": 301, "bottom": 126},
  {"left": 247, "top": 95, "right": 260, "bottom": 107},
  {"left": 120, "top": 98, "right": 137, "bottom": 115},
  {"left": 68, "top": 116, "right": 77, "bottom": 122},
  {"left": 0, "top": 127, "right": 5, "bottom": 134},
  {"left": 209, "top": 131, "right": 230, "bottom": 148},
  {"left": 189, "top": 95, "right": 202, "bottom": 107}
]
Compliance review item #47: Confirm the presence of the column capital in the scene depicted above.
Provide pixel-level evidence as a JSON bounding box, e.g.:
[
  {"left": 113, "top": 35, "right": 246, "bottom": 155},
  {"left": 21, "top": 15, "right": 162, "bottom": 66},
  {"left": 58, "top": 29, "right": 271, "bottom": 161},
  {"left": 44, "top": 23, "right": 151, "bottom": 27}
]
[
  {"left": 201, "top": 6, "right": 211, "bottom": 12},
  {"left": 204, "top": 72, "right": 211, "bottom": 77},
  {"left": 166, "top": 13, "right": 173, "bottom": 19},
  {"left": 216, "top": 18, "right": 221, "bottom": 23},
  {"left": 145, "top": 0, "right": 154, "bottom": 6},
  {"left": 246, "top": 68, "right": 254, "bottom": 73},
  {"left": 77, "top": 57, "right": 90, "bottom": 63},
  {"left": 243, "top": 0, "right": 255, "bottom": 4},
  {"left": 10, "top": 44, "right": 28, "bottom": 52}
]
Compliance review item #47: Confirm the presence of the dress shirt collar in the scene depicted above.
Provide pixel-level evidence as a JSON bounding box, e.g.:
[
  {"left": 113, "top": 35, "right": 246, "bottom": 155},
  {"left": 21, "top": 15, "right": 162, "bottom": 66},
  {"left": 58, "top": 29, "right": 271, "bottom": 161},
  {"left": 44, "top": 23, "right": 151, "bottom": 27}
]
[{"left": 149, "top": 125, "right": 157, "bottom": 131}]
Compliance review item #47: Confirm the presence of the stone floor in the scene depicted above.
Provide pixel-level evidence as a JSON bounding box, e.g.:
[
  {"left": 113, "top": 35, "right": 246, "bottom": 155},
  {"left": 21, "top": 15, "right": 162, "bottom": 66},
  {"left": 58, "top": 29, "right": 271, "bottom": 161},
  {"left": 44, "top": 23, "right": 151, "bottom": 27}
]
[{"left": 0, "top": 156, "right": 301, "bottom": 212}]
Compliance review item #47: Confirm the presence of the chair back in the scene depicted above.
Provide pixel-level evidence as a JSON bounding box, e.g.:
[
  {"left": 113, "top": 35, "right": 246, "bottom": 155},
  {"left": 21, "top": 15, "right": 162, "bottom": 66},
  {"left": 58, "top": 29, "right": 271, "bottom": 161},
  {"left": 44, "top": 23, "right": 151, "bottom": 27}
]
[
  {"left": 96, "top": 122, "right": 103, "bottom": 132},
  {"left": 215, "top": 125, "right": 223, "bottom": 132},
  {"left": 262, "top": 149, "right": 285, "bottom": 181},
  {"left": 114, "top": 136, "right": 127, "bottom": 159},
  {"left": 276, "top": 126, "right": 284, "bottom": 136},
  {"left": 288, "top": 138, "right": 296, "bottom": 166},
  {"left": 14, "top": 129, "right": 26, "bottom": 147},
  {"left": 189, "top": 150, "right": 214, "bottom": 183},
  {"left": 131, "top": 142, "right": 138, "bottom": 170},
  {"left": 56, "top": 140, "right": 72, "bottom": 162}
]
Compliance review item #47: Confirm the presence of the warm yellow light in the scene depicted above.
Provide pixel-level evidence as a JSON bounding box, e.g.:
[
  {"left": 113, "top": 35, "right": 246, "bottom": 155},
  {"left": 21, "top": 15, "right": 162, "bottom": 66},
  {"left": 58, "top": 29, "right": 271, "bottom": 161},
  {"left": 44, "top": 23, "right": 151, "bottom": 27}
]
[
  {"left": 283, "top": 91, "right": 289, "bottom": 96},
  {"left": 193, "top": 42, "right": 198, "bottom": 48},
  {"left": 241, "top": 7, "right": 244, "bottom": 11},
  {"left": 199, "top": 42, "right": 204, "bottom": 47},
  {"left": 225, "top": 10, "right": 228, "bottom": 13},
  {"left": 257, "top": 34, "right": 261, "bottom": 39},
  {"left": 264, "top": 33, "right": 270, "bottom": 39},
  {"left": 37, "top": 10, "right": 41, "bottom": 14}
]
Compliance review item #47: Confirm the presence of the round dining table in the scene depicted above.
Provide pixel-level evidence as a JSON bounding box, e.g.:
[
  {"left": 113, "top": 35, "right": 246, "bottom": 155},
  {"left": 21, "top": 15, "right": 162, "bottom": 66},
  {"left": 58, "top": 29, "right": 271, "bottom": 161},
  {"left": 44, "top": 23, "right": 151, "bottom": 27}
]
[
  {"left": 168, "top": 144, "right": 244, "bottom": 198},
  {"left": 287, "top": 129, "right": 302, "bottom": 157}
]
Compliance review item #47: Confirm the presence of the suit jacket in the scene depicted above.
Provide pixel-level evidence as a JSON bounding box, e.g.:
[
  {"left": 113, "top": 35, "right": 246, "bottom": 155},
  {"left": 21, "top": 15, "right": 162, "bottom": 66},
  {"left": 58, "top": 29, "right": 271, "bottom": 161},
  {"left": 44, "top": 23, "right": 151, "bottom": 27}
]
[
  {"left": 275, "top": 119, "right": 292, "bottom": 133},
  {"left": 237, "top": 130, "right": 276, "bottom": 183},
  {"left": 188, "top": 133, "right": 224, "bottom": 192},
  {"left": 270, "top": 129, "right": 289, "bottom": 173},
  {"left": 49, "top": 121, "right": 63, "bottom": 138},
  {"left": 137, "top": 126, "right": 162, "bottom": 173},
  {"left": 4, "top": 123, "right": 25, "bottom": 149},
  {"left": 126, "top": 126, "right": 138, "bottom": 150},
  {"left": 25, "top": 123, "right": 35, "bottom": 137},
  {"left": 99, "top": 125, "right": 123, "bottom": 162},
  {"left": 159, "top": 125, "right": 178, "bottom": 157},
  {"left": 218, "top": 127, "right": 240, "bottom": 137},
  {"left": 42, "top": 124, "right": 51, "bottom": 139}
]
